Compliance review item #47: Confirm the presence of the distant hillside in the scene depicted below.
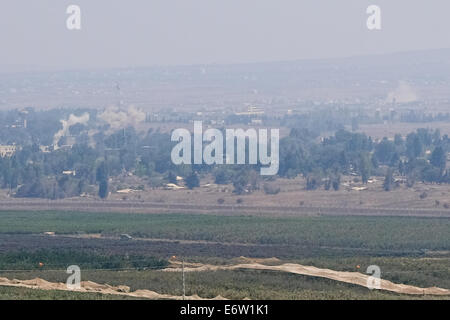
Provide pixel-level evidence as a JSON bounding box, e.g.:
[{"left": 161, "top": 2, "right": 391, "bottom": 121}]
[{"left": 1, "top": 48, "right": 449, "bottom": 110}]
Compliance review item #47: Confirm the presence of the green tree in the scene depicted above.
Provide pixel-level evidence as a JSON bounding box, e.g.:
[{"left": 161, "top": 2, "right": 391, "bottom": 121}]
[
  {"left": 394, "top": 134, "right": 404, "bottom": 146},
  {"left": 383, "top": 169, "right": 395, "bottom": 191},
  {"left": 430, "top": 146, "right": 446, "bottom": 173},
  {"left": 232, "top": 170, "right": 251, "bottom": 194},
  {"left": 374, "top": 138, "right": 396, "bottom": 164},
  {"left": 359, "top": 153, "right": 372, "bottom": 184},
  {"left": 96, "top": 161, "right": 109, "bottom": 199},
  {"left": 98, "top": 179, "right": 109, "bottom": 199},
  {"left": 214, "top": 168, "right": 231, "bottom": 185},
  {"left": 406, "top": 133, "right": 423, "bottom": 159},
  {"left": 185, "top": 172, "right": 200, "bottom": 189},
  {"left": 96, "top": 161, "right": 109, "bottom": 182}
]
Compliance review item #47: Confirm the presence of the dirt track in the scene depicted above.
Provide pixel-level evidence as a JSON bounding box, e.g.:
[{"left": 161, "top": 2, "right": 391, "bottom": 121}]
[{"left": 1, "top": 199, "right": 450, "bottom": 217}]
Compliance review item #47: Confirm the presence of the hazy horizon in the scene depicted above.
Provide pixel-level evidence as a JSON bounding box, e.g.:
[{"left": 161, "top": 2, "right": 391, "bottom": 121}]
[{"left": 1, "top": 0, "right": 450, "bottom": 72}]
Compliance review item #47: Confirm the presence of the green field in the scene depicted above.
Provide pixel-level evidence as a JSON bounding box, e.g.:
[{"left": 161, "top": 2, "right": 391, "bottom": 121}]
[
  {"left": 0, "top": 250, "right": 168, "bottom": 271},
  {"left": 2, "top": 267, "right": 449, "bottom": 300},
  {"left": 0, "top": 286, "right": 142, "bottom": 300},
  {"left": 0, "top": 210, "right": 449, "bottom": 300},
  {"left": 0, "top": 211, "right": 449, "bottom": 252}
]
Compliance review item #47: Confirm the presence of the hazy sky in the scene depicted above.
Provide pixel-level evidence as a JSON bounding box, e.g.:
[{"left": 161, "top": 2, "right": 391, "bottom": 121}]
[{"left": 1, "top": 0, "right": 450, "bottom": 71}]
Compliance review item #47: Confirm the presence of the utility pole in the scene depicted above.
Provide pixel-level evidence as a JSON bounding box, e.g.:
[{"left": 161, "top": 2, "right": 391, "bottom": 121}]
[{"left": 182, "top": 260, "right": 186, "bottom": 300}]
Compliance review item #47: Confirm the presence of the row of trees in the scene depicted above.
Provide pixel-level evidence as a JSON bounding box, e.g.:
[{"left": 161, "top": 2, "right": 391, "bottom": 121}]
[{"left": 0, "top": 123, "right": 449, "bottom": 198}]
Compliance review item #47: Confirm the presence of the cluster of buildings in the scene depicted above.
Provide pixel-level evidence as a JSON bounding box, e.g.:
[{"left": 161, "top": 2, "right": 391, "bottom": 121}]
[{"left": 0, "top": 145, "right": 18, "bottom": 158}]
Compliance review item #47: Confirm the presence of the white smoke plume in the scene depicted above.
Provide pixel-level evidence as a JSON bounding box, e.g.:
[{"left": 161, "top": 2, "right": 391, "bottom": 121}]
[
  {"left": 53, "top": 113, "right": 90, "bottom": 149},
  {"left": 387, "top": 81, "right": 418, "bottom": 103},
  {"left": 98, "top": 106, "right": 146, "bottom": 132}
]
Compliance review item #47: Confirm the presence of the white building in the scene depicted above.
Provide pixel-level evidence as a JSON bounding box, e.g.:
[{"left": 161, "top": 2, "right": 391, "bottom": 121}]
[{"left": 0, "top": 145, "right": 18, "bottom": 157}]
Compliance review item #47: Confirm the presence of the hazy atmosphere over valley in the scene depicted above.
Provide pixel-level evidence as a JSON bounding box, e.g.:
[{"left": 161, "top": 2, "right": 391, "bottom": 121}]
[{"left": 0, "top": 0, "right": 449, "bottom": 307}]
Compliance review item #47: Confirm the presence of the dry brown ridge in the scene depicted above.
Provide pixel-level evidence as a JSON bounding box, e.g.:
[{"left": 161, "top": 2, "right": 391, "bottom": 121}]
[{"left": 0, "top": 257, "right": 449, "bottom": 298}]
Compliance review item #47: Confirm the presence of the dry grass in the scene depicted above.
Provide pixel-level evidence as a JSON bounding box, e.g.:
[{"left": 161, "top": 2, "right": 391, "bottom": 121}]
[{"left": 103, "top": 175, "right": 450, "bottom": 211}]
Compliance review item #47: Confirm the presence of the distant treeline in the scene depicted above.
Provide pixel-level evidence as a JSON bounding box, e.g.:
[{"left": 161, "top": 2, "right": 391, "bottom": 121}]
[{"left": 1, "top": 108, "right": 450, "bottom": 199}]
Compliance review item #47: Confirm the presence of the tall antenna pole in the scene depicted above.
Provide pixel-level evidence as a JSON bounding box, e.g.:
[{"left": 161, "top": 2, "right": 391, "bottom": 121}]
[
  {"left": 182, "top": 260, "right": 186, "bottom": 300},
  {"left": 116, "top": 82, "right": 122, "bottom": 108}
]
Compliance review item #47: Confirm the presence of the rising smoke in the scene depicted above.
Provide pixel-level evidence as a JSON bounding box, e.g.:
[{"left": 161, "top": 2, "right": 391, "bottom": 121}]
[
  {"left": 98, "top": 106, "right": 146, "bottom": 132},
  {"left": 387, "top": 81, "right": 418, "bottom": 104},
  {"left": 52, "top": 106, "right": 146, "bottom": 149},
  {"left": 53, "top": 113, "right": 90, "bottom": 149}
]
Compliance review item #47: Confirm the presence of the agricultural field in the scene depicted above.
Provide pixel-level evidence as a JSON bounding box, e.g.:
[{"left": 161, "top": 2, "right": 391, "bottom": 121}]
[
  {"left": 2, "top": 2, "right": 450, "bottom": 307},
  {"left": 0, "top": 211, "right": 449, "bottom": 253},
  {"left": 0, "top": 286, "right": 141, "bottom": 300},
  {"left": 2, "top": 267, "right": 449, "bottom": 300},
  {"left": 0, "top": 210, "right": 449, "bottom": 300}
]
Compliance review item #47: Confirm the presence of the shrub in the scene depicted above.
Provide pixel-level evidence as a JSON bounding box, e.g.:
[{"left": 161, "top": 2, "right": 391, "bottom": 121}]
[
  {"left": 185, "top": 172, "right": 200, "bottom": 189},
  {"left": 263, "top": 183, "right": 280, "bottom": 195}
]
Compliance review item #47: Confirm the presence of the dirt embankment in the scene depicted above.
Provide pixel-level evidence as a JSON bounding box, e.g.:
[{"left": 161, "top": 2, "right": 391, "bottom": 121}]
[
  {"left": 0, "top": 277, "right": 227, "bottom": 300},
  {"left": 165, "top": 257, "right": 450, "bottom": 296},
  {"left": 1, "top": 257, "right": 449, "bottom": 298}
]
